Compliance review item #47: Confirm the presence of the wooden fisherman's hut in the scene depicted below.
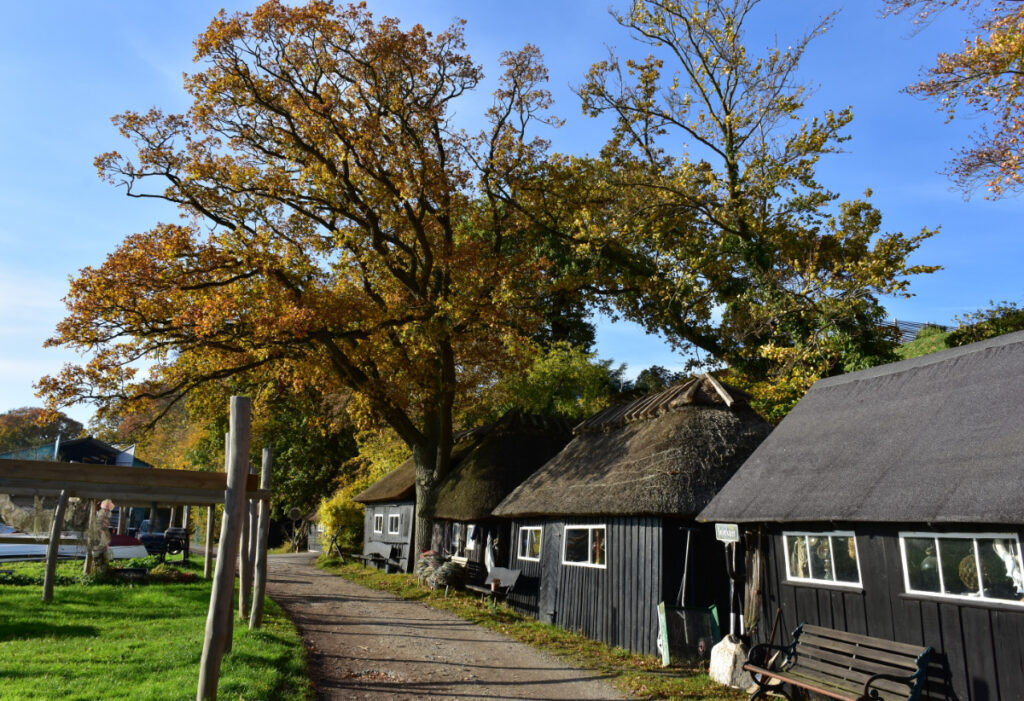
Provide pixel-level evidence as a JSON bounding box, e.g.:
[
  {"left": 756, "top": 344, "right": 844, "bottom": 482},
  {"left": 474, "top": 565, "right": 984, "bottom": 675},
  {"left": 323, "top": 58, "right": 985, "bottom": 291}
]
[
  {"left": 492, "top": 375, "right": 772, "bottom": 655},
  {"left": 698, "top": 330, "right": 1024, "bottom": 700},
  {"left": 431, "top": 412, "right": 572, "bottom": 584},
  {"left": 351, "top": 461, "right": 416, "bottom": 572}
]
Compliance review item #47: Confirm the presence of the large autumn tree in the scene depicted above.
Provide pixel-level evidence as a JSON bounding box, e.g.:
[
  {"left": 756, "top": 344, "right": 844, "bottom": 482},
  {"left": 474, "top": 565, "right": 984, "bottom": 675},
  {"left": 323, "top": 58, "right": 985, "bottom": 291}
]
[
  {"left": 0, "top": 407, "right": 84, "bottom": 454},
  {"left": 884, "top": 0, "right": 1024, "bottom": 197},
  {"left": 38, "top": 1, "right": 564, "bottom": 551},
  {"left": 575, "top": 0, "right": 939, "bottom": 418}
]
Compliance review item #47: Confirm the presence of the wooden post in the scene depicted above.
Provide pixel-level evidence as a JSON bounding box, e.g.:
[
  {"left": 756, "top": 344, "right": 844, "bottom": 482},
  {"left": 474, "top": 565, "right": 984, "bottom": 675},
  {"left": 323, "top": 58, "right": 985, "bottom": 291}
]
[
  {"left": 116, "top": 505, "right": 128, "bottom": 535},
  {"left": 182, "top": 505, "right": 191, "bottom": 564},
  {"left": 169, "top": 506, "right": 177, "bottom": 529},
  {"left": 197, "top": 396, "right": 250, "bottom": 701},
  {"left": 247, "top": 494, "right": 258, "bottom": 571},
  {"left": 221, "top": 434, "right": 234, "bottom": 654},
  {"left": 204, "top": 505, "right": 214, "bottom": 580},
  {"left": 83, "top": 499, "right": 96, "bottom": 575},
  {"left": 238, "top": 469, "right": 253, "bottom": 619},
  {"left": 42, "top": 489, "right": 69, "bottom": 602},
  {"left": 249, "top": 448, "right": 272, "bottom": 629}
]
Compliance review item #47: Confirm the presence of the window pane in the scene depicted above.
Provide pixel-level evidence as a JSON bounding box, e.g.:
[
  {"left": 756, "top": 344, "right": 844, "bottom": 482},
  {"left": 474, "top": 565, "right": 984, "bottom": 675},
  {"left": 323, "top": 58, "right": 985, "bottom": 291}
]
[
  {"left": 518, "top": 529, "right": 529, "bottom": 557},
  {"left": 592, "top": 528, "right": 606, "bottom": 565},
  {"left": 787, "top": 535, "right": 809, "bottom": 579},
  {"left": 939, "top": 538, "right": 977, "bottom": 595},
  {"left": 565, "top": 529, "right": 589, "bottom": 563},
  {"left": 832, "top": 536, "right": 860, "bottom": 583},
  {"left": 527, "top": 530, "right": 541, "bottom": 559},
  {"left": 904, "top": 537, "right": 940, "bottom": 593},
  {"left": 978, "top": 538, "right": 1024, "bottom": 601},
  {"left": 808, "top": 535, "right": 833, "bottom": 581}
]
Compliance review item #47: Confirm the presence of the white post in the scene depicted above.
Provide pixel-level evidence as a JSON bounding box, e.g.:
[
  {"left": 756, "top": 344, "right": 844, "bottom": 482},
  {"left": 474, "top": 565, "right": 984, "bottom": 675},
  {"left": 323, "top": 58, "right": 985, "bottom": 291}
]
[
  {"left": 204, "top": 505, "right": 214, "bottom": 579},
  {"left": 197, "top": 396, "right": 250, "bottom": 701}
]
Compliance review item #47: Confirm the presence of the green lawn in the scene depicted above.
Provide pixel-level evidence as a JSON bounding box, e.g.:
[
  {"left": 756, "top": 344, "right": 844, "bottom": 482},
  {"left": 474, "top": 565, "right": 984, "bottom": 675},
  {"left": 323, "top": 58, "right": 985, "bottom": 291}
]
[
  {"left": 0, "top": 558, "right": 310, "bottom": 701},
  {"left": 317, "top": 557, "right": 744, "bottom": 701}
]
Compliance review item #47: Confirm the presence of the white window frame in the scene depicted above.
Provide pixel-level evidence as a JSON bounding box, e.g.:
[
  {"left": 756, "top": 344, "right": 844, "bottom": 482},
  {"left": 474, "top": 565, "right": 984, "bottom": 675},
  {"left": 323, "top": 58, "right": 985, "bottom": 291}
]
[
  {"left": 899, "top": 531, "right": 1024, "bottom": 606},
  {"left": 373, "top": 514, "right": 383, "bottom": 534},
  {"left": 782, "top": 530, "right": 863, "bottom": 589},
  {"left": 387, "top": 514, "right": 400, "bottom": 535},
  {"left": 465, "top": 524, "right": 477, "bottom": 551},
  {"left": 562, "top": 525, "right": 607, "bottom": 569},
  {"left": 517, "top": 526, "right": 543, "bottom": 562}
]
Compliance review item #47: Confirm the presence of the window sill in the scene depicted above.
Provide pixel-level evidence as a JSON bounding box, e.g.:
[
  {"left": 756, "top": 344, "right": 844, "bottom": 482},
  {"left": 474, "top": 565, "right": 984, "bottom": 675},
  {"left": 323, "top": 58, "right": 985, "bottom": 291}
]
[
  {"left": 898, "top": 592, "right": 1024, "bottom": 612},
  {"left": 782, "top": 580, "right": 864, "bottom": 594}
]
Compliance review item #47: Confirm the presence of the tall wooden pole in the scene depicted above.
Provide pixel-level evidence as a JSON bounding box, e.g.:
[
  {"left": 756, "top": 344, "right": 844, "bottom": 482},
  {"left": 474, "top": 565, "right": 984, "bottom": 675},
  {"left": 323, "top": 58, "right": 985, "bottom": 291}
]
[
  {"left": 204, "top": 505, "right": 214, "bottom": 579},
  {"left": 116, "top": 505, "right": 128, "bottom": 535},
  {"left": 42, "top": 489, "right": 69, "bottom": 602},
  {"left": 238, "top": 470, "right": 253, "bottom": 619},
  {"left": 221, "top": 434, "right": 234, "bottom": 654},
  {"left": 249, "top": 448, "right": 272, "bottom": 629},
  {"left": 182, "top": 505, "right": 191, "bottom": 563},
  {"left": 197, "top": 396, "right": 250, "bottom": 701},
  {"left": 83, "top": 499, "right": 96, "bottom": 575}
]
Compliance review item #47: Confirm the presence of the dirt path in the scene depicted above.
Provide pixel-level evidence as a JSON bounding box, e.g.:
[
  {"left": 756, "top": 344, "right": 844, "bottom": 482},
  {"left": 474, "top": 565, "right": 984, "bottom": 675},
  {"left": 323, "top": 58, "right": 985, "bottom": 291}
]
[{"left": 265, "top": 553, "right": 624, "bottom": 701}]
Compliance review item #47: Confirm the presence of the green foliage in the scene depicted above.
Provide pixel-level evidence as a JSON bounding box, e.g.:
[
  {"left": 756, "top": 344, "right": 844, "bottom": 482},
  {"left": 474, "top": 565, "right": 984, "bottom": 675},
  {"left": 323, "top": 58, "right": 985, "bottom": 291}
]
[
  {"left": 0, "top": 407, "right": 84, "bottom": 454},
  {"left": 462, "top": 343, "right": 624, "bottom": 424},
  {"left": 318, "top": 489, "right": 364, "bottom": 553},
  {"left": 949, "top": 301, "right": 1024, "bottom": 347},
  {"left": 575, "top": 0, "right": 938, "bottom": 420},
  {"left": 896, "top": 325, "right": 953, "bottom": 360},
  {"left": 0, "top": 564, "right": 309, "bottom": 700}
]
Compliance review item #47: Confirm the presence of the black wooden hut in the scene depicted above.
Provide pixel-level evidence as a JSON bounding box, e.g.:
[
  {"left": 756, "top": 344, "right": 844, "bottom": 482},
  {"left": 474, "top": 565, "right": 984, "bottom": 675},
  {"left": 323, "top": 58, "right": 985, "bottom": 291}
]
[
  {"left": 352, "top": 461, "right": 416, "bottom": 572},
  {"left": 698, "top": 330, "right": 1024, "bottom": 701},
  {"left": 430, "top": 412, "right": 572, "bottom": 584},
  {"left": 492, "top": 375, "right": 772, "bottom": 655}
]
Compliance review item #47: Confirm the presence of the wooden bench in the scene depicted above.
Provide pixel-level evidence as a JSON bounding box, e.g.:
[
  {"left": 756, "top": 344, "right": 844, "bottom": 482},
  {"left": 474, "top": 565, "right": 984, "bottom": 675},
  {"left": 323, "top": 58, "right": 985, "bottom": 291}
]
[
  {"left": 745, "top": 624, "right": 931, "bottom": 701},
  {"left": 464, "top": 567, "right": 520, "bottom": 605},
  {"left": 350, "top": 542, "right": 401, "bottom": 573}
]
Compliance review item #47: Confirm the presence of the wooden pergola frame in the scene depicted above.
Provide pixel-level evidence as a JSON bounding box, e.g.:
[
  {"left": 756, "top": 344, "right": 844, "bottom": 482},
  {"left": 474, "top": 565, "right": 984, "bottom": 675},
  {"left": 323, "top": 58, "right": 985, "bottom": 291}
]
[{"left": 0, "top": 396, "right": 271, "bottom": 700}]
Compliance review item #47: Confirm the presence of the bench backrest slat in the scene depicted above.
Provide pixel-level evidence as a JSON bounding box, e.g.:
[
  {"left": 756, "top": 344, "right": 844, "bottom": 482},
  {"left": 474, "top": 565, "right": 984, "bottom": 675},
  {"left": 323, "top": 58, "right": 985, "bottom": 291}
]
[
  {"left": 799, "top": 633, "right": 922, "bottom": 671},
  {"left": 802, "top": 624, "right": 926, "bottom": 658}
]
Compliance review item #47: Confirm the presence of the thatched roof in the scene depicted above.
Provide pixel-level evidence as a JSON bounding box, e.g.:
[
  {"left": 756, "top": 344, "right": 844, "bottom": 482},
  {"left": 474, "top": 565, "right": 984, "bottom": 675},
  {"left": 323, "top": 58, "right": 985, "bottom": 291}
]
[
  {"left": 351, "top": 460, "right": 416, "bottom": 504},
  {"left": 434, "top": 413, "right": 573, "bottom": 521},
  {"left": 492, "top": 375, "right": 772, "bottom": 518},
  {"left": 698, "top": 330, "right": 1024, "bottom": 526},
  {"left": 351, "top": 413, "right": 571, "bottom": 510}
]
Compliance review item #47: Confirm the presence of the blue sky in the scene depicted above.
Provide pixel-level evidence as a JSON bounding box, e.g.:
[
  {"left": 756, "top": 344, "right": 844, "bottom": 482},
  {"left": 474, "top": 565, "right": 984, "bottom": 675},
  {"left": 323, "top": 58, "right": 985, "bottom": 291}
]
[{"left": 1, "top": 1, "right": 1021, "bottom": 424}]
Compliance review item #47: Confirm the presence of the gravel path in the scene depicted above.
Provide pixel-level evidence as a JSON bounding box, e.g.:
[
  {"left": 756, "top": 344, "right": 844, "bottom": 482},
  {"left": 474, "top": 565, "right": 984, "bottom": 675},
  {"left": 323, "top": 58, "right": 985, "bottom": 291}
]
[{"left": 265, "top": 552, "right": 624, "bottom": 701}]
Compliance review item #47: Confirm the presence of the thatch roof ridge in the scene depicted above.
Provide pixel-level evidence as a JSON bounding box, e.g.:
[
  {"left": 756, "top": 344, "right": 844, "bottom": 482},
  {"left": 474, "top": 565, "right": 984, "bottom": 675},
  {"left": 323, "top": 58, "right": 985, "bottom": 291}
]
[
  {"left": 494, "top": 383, "right": 771, "bottom": 518},
  {"left": 698, "top": 330, "right": 1024, "bottom": 525},
  {"left": 573, "top": 373, "right": 750, "bottom": 435}
]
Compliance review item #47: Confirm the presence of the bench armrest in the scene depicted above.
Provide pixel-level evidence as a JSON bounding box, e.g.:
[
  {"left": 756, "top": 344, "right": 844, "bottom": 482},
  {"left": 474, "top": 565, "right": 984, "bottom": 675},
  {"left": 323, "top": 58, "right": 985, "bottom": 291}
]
[
  {"left": 861, "top": 671, "right": 915, "bottom": 699},
  {"left": 746, "top": 642, "right": 788, "bottom": 671}
]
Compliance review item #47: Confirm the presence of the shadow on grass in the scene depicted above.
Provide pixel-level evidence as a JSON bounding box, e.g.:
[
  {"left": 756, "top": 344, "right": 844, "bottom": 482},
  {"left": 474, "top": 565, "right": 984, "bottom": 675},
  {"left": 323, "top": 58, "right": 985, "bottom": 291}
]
[{"left": 0, "top": 622, "right": 100, "bottom": 640}]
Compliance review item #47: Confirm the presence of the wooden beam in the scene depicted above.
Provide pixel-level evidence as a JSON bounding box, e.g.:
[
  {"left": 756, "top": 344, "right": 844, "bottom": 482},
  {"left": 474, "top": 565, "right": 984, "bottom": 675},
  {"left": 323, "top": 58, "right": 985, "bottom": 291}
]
[
  {"left": 0, "top": 459, "right": 261, "bottom": 491},
  {"left": 249, "top": 448, "right": 272, "bottom": 629},
  {"left": 42, "top": 489, "right": 69, "bottom": 603},
  {"left": 197, "top": 398, "right": 250, "bottom": 701},
  {"left": 204, "top": 505, "right": 214, "bottom": 579},
  {"left": 0, "top": 479, "right": 269, "bottom": 506}
]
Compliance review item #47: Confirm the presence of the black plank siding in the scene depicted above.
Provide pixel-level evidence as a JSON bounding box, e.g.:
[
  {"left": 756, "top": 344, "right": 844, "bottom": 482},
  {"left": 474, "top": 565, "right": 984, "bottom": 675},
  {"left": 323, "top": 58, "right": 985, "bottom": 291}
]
[
  {"left": 362, "top": 501, "right": 415, "bottom": 572},
  {"left": 753, "top": 523, "right": 1024, "bottom": 701}
]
